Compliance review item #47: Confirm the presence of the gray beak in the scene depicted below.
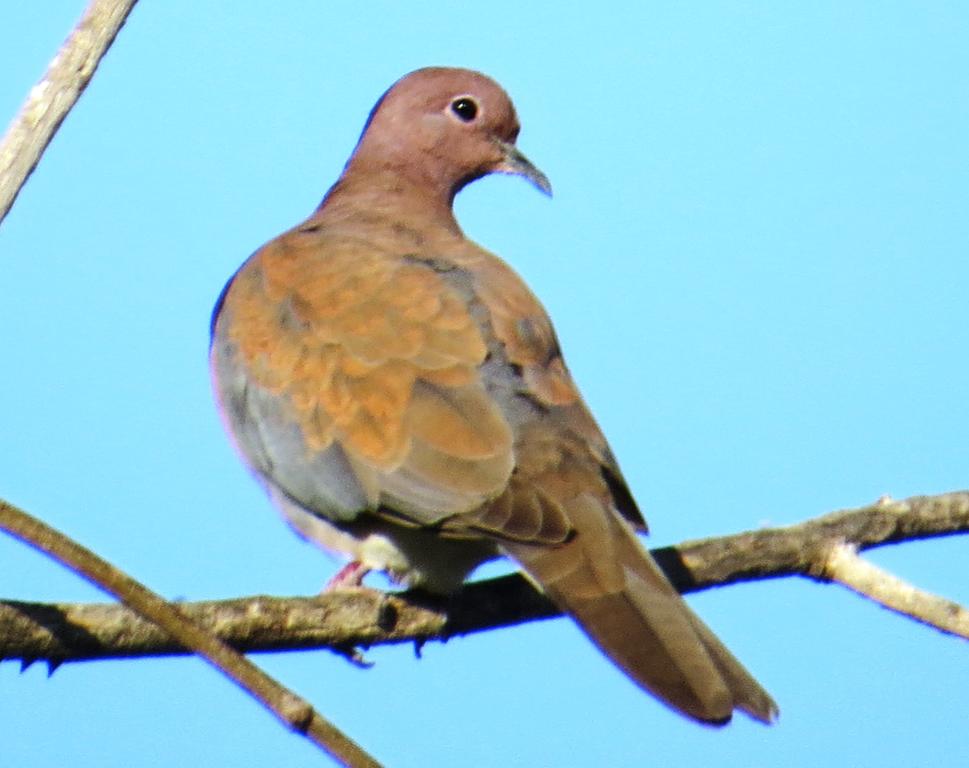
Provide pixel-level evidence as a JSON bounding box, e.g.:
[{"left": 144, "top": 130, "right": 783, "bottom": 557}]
[{"left": 495, "top": 140, "right": 552, "bottom": 196}]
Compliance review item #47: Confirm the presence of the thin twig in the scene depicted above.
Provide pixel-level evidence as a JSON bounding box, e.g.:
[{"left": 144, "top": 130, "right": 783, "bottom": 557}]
[
  {"left": 822, "top": 541, "right": 969, "bottom": 640},
  {"left": 2, "top": 491, "right": 966, "bottom": 664},
  {"left": 0, "top": 499, "right": 381, "bottom": 768},
  {"left": 0, "top": 0, "right": 138, "bottom": 225}
]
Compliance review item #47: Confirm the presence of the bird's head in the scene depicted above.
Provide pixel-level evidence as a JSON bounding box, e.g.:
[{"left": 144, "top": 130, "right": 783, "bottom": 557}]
[{"left": 348, "top": 67, "right": 551, "bottom": 201}]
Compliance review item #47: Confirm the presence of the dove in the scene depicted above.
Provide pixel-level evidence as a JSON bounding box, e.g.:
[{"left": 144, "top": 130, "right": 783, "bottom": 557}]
[{"left": 210, "top": 66, "right": 777, "bottom": 724}]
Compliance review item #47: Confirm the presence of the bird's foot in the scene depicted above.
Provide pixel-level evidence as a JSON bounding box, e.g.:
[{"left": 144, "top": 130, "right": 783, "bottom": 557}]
[{"left": 323, "top": 560, "right": 371, "bottom": 592}]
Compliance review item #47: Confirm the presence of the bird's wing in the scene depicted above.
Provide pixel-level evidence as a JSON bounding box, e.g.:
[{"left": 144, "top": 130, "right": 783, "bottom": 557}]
[
  {"left": 211, "top": 225, "right": 518, "bottom": 525},
  {"left": 443, "top": 248, "right": 777, "bottom": 724}
]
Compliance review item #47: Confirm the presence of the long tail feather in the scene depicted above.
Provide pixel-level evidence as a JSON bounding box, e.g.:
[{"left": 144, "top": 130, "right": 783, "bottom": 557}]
[{"left": 503, "top": 494, "right": 777, "bottom": 724}]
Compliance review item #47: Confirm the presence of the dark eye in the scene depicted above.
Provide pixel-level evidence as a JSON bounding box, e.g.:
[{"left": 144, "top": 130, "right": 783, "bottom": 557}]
[{"left": 450, "top": 97, "right": 478, "bottom": 122}]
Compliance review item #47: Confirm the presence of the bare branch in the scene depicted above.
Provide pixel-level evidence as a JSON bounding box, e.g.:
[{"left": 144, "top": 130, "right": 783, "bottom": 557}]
[
  {"left": 0, "top": 499, "right": 381, "bottom": 768},
  {"left": 2, "top": 491, "right": 966, "bottom": 665},
  {"left": 0, "top": 0, "right": 138, "bottom": 225},
  {"left": 822, "top": 541, "right": 969, "bottom": 640},
  {"left": 666, "top": 492, "right": 969, "bottom": 588}
]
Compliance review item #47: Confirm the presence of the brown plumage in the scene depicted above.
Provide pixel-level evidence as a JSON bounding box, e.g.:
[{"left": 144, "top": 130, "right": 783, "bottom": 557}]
[{"left": 210, "top": 66, "right": 777, "bottom": 724}]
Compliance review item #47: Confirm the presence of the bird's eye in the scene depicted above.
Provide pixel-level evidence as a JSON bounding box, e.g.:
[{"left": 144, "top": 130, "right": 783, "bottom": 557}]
[{"left": 450, "top": 97, "right": 478, "bottom": 122}]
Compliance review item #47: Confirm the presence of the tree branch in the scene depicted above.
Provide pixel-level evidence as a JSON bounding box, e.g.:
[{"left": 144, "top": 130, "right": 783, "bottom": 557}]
[
  {"left": 0, "top": 0, "right": 138, "bottom": 225},
  {"left": 822, "top": 541, "right": 969, "bottom": 640},
  {"left": 0, "top": 499, "right": 380, "bottom": 768},
  {"left": 2, "top": 491, "right": 966, "bottom": 665}
]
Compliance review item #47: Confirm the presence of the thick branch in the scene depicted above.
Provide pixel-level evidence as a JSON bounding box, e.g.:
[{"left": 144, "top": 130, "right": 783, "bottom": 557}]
[
  {"left": 0, "top": 0, "right": 138, "bottom": 225},
  {"left": 2, "top": 491, "right": 966, "bottom": 663}
]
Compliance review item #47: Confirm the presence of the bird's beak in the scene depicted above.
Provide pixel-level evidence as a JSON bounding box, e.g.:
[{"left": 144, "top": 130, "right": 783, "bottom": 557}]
[{"left": 495, "top": 140, "right": 552, "bottom": 197}]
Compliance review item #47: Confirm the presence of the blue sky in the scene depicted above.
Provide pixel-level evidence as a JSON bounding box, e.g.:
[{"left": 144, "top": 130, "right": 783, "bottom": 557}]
[{"left": 1, "top": 2, "right": 967, "bottom": 766}]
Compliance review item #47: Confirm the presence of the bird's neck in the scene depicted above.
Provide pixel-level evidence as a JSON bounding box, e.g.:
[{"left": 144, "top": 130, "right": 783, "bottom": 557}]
[{"left": 319, "top": 159, "right": 464, "bottom": 237}]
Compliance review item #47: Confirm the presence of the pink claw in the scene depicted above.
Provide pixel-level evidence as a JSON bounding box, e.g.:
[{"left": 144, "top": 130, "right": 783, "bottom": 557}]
[{"left": 323, "top": 561, "right": 370, "bottom": 592}]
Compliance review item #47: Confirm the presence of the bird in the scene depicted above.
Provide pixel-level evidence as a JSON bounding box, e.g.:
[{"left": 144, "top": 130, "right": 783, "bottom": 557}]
[{"left": 210, "top": 66, "right": 777, "bottom": 725}]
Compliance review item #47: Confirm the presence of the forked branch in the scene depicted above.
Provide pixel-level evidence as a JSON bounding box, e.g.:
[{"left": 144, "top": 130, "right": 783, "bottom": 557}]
[{"left": 2, "top": 491, "right": 966, "bottom": 668}]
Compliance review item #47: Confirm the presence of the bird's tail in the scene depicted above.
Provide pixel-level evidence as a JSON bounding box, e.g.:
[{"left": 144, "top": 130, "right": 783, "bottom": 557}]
[{"left": 501, "top": 493, "right": 777, "bottom": 724}]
